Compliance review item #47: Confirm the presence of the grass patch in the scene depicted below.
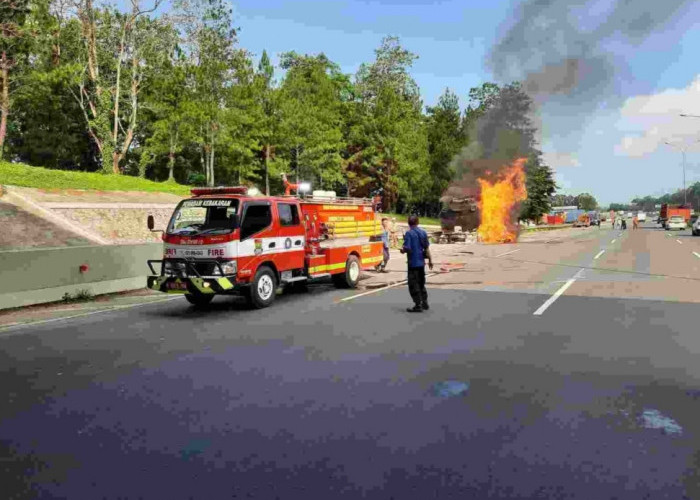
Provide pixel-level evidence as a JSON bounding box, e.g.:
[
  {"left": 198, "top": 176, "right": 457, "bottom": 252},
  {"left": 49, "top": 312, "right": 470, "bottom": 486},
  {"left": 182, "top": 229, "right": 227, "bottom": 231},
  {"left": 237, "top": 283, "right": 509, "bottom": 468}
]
[
  {"left": 62, "top": 289, "right": 95, "bottom": 303},
  {"left": 0, "top": 161, "right": 191, "bottom": 195}
]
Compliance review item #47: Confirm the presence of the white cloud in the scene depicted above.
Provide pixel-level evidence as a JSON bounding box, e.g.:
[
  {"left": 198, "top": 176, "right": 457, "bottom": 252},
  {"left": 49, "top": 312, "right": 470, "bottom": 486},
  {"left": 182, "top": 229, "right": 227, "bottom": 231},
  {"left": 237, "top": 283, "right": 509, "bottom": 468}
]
[
  {"left": 542, "top": 152, "right": 581, "bottom": 168},
  {"left": 616, "top": 75, "right": 700, "bottom": 158}
]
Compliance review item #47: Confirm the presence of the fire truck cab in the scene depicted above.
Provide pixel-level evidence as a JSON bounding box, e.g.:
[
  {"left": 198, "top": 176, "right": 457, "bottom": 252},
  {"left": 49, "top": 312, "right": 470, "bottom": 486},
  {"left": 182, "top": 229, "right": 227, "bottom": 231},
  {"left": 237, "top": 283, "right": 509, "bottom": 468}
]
[{"left": 146, "top": 186, "right": 384, "bottom": 309}]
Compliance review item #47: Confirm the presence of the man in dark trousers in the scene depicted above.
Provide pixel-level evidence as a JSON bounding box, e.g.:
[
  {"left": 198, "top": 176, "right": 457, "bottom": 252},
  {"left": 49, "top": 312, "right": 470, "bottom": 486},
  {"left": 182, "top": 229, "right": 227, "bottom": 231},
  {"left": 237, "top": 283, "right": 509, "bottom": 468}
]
[{"left": 401, "top": 216, "right": 434, "bottom": 312}]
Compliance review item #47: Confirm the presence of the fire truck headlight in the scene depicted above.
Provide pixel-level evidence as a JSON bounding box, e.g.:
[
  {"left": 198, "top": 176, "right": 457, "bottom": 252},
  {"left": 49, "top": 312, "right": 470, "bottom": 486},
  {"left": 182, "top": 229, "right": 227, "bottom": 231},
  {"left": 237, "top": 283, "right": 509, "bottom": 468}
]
[{"left": 221, "top": 261, "right": 237, "bottom": 275}]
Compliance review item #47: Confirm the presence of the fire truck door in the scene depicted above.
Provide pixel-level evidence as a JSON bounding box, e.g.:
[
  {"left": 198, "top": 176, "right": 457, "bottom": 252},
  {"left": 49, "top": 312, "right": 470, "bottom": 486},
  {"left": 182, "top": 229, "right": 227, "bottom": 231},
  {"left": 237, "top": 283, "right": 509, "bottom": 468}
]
[
  {"left": 275, "top": 201, "right": 305, "bottom": 271},
  {"left": 237, "top": 201, "right": 277, "bottom": 279}
]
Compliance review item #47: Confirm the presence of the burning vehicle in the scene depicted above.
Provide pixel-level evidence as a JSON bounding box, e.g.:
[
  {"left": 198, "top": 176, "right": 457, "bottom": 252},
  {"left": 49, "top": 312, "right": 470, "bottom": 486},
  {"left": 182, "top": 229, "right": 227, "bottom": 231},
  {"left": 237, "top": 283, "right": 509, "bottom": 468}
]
[{"left": 436, "top": 157, "right": 528, "bottom": 244}]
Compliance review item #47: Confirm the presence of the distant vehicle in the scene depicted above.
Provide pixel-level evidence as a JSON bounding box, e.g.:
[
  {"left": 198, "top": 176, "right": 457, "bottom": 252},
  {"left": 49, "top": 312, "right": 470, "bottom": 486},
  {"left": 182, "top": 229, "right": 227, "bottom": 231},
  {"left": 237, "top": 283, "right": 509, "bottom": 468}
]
[
  {"left": 637, "top": 211, "right": 646, "bottom": 222},
  {"left": 687, "top": 213, "right": 698, "bottom": 228},
  {"left": 692, "top": 217, "right": 700, "bottom": 236},
  {"left": 660, "top": 204, "right": 691, "bottom": 228},
  {"left": 573, "top": 213, "right": 591, "bottom": 227},
  {"left": 666, "top": 215, "right": 686, "bottom": 231}
]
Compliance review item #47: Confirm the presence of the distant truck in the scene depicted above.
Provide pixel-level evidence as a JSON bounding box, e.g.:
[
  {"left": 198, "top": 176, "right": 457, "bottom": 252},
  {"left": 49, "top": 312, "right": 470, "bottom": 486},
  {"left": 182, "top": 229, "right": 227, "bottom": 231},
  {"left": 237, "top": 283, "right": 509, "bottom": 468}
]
[
  {"left": 659, "top": 204, "right": 691, "bottom": 228},
  {"left": 573, "top": 213, "right": 591, "bottom": 227},
  {"left": 637, "top": 211, "right": 646, "bottom": 222}
]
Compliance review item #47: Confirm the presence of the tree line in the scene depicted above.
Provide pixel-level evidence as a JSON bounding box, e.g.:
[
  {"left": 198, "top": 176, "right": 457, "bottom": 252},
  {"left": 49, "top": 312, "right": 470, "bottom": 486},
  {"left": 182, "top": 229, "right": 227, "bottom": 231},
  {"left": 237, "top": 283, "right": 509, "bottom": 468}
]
[
  {"left": 625, "top": 182, "right": 700, "bottom": 212},
  {"left": 1, "top": 0, "right": 557, "bottom": 219},
  {"left": 550, "top": 193, "right": 598, "bottom": 211}
]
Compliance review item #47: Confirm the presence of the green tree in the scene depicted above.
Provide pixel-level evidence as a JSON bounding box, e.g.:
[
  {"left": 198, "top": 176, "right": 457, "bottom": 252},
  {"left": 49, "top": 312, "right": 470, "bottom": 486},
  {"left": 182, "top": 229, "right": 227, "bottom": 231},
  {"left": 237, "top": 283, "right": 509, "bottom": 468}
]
[
  {"left": 70, "top": 0, "right": 173, "bottom": 173},
  {"left": 138, "top": 53, "right": 198, "bottom": 180},
  {"left": 6, "top": 0, "right": 94, "bottom": 168},
  {"left": 425, "top": 88, "right": 463, "bottom": 212},
  {"left": 520, "top": 154, "right": 556, "bottom": 222},
  {"left": 608, "top": 203, "right": 630, "bottom": 211},
  {"left": 476, "top": 82, "right": 538, "bottom": 161},
  {"left": 277, "top": 52, "right": 345, "bottom": 190},
  {"left": 0, "top": 0, "right": 30, "bottom": 158},
  {"left": 253, "top": 49, "right": 280, "bottom": 194},
  {"left": 174, "top": 0, "right": 245, "bottom": 186},
  {"left": 577, "top": 192, "right": 597, "bottom": 210},
  {"left": 461, "top": 82, "right": 500, "bottom": 139},
  {"left": 351, "top": 36, "right": 429, "bottom": 211}
]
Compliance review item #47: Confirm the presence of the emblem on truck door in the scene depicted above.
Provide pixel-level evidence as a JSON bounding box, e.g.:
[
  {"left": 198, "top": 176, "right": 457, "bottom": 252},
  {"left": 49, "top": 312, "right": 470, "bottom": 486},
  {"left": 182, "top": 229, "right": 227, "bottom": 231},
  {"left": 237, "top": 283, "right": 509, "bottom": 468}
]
[
  {"left": 254, "top": 239, "right": 263, "bottom": 255},
  {"left": 285, "top": 238, "right": 292, "bottom": 249}
]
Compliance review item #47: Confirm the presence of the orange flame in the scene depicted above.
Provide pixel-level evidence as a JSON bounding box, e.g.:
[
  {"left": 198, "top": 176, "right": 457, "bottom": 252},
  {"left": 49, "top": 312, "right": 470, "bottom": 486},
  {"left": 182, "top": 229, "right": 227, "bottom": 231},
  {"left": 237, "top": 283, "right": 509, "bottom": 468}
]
[{"left": 477, "top": 158, "right": 527, "bottom": 244}]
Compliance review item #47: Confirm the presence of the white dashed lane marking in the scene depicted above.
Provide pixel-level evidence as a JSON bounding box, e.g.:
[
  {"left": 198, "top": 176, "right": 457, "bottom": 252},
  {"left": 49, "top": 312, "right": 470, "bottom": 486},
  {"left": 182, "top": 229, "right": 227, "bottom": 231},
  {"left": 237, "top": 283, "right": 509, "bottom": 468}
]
[{"left": 533, "top": 268, "right": 585, "bottom": 316}]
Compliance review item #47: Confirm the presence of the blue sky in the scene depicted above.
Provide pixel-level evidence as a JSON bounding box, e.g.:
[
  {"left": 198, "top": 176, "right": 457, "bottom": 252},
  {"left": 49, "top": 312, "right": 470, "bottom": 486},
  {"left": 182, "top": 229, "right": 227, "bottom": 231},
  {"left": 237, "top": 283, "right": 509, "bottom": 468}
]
[{"left": 164, "top": 0, "right": 700, "bottom": 205}]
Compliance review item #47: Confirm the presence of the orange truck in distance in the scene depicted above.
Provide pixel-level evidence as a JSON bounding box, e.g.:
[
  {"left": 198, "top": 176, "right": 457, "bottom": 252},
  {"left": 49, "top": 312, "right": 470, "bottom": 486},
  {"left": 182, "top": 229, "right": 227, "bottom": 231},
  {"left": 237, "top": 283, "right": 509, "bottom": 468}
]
[
  {"left": 659, "top": 204, "right": 691, "bottom": 229},
  {"left": 146, "top": 186, "right": 384, "bottom": 309}
]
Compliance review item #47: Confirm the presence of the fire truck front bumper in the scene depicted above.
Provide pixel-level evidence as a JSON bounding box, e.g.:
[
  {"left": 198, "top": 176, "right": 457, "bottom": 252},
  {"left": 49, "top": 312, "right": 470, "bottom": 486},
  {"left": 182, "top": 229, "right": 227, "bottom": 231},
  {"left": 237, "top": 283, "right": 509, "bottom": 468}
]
[
  {"left": 147, "top": 275, "right": 237, "bottom": 294},
  {"left": 146, "top": 259, "right": 238, "bottom": 295}
]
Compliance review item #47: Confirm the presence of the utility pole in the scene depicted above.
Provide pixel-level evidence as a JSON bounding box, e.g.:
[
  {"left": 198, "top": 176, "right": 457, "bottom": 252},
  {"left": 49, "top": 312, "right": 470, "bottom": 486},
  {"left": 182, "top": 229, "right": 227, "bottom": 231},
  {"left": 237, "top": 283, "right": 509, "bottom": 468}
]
[
  {"left": 664, "top": 140, "right": 699, "bottom": 206},
  {"left": 683, "top": 149, "right": 687, "bottom": 206}
]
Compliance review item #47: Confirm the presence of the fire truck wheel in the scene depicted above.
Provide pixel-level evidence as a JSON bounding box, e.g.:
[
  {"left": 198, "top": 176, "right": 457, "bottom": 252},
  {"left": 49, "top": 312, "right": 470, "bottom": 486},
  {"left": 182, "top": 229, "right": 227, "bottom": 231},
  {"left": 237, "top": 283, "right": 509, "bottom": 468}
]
[
  {"left": 246, "top": 266, "right": 277, "bottom": 308},
  {"left": 184, "top": 293, "right": 214, "bottom": 307},
  {"left": 333, "top": 255, "right": 361, "bottom": 289}
]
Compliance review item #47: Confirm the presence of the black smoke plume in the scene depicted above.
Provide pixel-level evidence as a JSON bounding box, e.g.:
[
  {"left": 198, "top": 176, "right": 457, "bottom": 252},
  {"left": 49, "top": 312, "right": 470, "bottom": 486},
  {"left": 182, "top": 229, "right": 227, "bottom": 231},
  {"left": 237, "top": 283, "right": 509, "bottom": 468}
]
[{"left": 488, "top": 0, "right": 694, "bottom": 111}]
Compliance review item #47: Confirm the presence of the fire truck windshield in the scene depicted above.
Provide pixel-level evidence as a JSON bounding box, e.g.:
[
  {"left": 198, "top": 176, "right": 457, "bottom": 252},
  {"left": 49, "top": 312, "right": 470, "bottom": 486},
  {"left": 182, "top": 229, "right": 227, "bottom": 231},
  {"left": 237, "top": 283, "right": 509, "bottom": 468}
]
[{"left": 167, "top": 199, "right": 239, "bottom": 236}]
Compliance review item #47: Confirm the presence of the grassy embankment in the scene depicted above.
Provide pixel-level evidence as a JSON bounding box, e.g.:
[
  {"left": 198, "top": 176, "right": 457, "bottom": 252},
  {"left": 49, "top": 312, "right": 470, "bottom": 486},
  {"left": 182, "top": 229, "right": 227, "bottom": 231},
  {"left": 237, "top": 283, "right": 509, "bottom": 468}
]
[
  {"left": 0, "top": 161, "right": 191, "bottom": 195},
  {"left": 2, "top": 162, "right": 445, "bottom": 224}
]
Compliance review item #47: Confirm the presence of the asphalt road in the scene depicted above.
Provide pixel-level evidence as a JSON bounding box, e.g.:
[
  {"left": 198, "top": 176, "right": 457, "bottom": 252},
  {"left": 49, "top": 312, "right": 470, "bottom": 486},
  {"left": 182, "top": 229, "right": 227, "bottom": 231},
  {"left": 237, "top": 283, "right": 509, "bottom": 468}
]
[{"left": 2, "top": 221, "right": 700, "bottom": 499}]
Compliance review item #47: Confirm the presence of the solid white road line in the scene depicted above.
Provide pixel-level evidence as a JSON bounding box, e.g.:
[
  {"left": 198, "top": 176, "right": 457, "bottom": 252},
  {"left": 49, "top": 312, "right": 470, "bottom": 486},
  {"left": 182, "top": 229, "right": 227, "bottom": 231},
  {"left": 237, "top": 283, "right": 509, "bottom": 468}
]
[
  {"left": 693, "top": 252, "right": 700, "bottom": 259},
  {"left": 594, "top": 250, "right": 605, "bottom": 260},
  {"left": 676, "top": 239, "right": 683, "bottom": 244},
  {"left": 339, "top": 273, "right": 440, "bottom": 302},
  {"left": 0, "top": 296, "right": 182, "bottom": 336},
  {"left": 495, "top": 248, "right": 520, "bottom": 258},
  {"left": 533, "top": 268, "right": 584, "bottom": 316}
]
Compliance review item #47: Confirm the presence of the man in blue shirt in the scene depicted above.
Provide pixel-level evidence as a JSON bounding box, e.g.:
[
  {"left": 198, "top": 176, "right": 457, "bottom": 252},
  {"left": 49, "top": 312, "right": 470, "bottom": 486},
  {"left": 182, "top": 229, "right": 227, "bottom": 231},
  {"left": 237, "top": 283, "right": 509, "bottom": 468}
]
[{"left": 401, "top": 215, "right": 434, "bottom": 312}]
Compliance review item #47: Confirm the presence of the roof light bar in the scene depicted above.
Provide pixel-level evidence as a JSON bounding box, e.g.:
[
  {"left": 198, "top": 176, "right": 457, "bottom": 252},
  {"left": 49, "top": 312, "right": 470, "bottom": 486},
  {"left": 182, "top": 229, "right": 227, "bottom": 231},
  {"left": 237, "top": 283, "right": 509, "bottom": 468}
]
[{"left": 190, "top": 186, "right": 249, "bottom": 196}]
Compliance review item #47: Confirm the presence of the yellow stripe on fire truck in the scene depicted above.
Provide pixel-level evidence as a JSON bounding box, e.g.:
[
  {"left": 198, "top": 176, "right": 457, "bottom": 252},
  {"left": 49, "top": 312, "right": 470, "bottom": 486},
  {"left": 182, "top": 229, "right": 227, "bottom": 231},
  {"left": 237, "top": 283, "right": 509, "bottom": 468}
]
[
  {"left": 308, "top": 255, "right": 383, "bottom": 274},
  {"left": 362, "top": 256, "right": 383, "bottom": 265},
  {"left": 308, "top": 262, "right": 347, "bottom": 274}
]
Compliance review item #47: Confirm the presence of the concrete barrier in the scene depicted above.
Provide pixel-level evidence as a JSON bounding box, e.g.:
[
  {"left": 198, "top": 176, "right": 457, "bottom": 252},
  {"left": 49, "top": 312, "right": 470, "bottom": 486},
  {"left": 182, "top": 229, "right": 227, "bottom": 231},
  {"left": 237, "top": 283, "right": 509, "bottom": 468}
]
[{"left": 0, "top": 243, "right": 162, "bottom": 310}]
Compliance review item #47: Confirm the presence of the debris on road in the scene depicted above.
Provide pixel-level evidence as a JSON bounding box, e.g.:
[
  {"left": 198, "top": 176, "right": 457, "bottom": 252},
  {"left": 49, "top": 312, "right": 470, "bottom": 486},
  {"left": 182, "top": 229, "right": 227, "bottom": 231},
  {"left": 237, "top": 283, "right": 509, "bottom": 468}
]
[
  {"left": 434, "top": 380, "right": 470, "bottom": 398},
  {"left": 639, "top": 409, "right": 683, "bottom": 436}
]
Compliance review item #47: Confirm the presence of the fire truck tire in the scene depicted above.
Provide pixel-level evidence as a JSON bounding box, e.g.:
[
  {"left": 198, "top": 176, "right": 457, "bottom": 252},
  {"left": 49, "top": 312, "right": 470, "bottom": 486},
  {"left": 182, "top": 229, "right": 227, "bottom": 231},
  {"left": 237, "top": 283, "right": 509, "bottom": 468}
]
[
  {"left": 245, "top": 266, "right": 277, "bottom": 309},
  {"left": 333, "top": 255, "right": 361, "bottom": 289},
  {"left": 184, "top": 293, "right": 214, "bottom": 307}
]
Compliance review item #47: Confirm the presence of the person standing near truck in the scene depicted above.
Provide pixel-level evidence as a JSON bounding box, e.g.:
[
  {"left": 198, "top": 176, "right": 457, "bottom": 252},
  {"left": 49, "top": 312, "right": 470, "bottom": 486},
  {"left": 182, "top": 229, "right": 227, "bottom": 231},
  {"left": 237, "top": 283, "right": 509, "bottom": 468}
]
[
  {"left": 377, "top": 217, "right": 391, "bottom": 272},
  {"left": 401, "top": 216, "right": 434, "bottom": 312},
  {"left": 389, "top": 217, "right": 399, "bottom": 248}
]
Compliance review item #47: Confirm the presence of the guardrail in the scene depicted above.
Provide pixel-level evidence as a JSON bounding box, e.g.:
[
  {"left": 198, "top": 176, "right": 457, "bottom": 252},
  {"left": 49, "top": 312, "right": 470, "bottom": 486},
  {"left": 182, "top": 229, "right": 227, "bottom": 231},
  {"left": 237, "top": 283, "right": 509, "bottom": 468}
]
[{"left": 0, "top": 243, "right": 162, "bottom": 310}]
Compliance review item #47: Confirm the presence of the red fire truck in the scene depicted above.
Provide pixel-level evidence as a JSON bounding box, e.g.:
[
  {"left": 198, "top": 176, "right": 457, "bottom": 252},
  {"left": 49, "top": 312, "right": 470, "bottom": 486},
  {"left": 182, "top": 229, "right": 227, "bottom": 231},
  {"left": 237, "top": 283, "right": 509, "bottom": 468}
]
[{"left": 146, "top": 186, "right": 384, "bottom": 308}]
